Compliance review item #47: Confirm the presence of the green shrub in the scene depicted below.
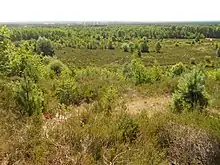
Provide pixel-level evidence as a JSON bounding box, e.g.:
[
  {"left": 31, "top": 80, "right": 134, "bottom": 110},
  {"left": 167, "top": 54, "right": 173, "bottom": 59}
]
[
  {"left": 204, "top": 56, "right": 214, "bottom": 67},
  {"left": 107, "top": 40, "right": 115, "bottom": 49},
  {"left": 36, "top": 37, "right": 55, "bottom": 56},
  {"left": 96, "top": 86, "right": 119, "bottom": 114},
  {"left": 121, "top": 43, "right": 129, "bottom": 52},
  {"left": 133, "top": 49, "right": 142, "bottom": 58},
  {"left": 129, "top": 42, "right": 135, "bottom": 53},
  {"left": 172, "top": 68, "right": 209, "bottom": 112},
  {"left": 216, "top": 48, "right": 220, "bottom": 57},
  {"left": 139, "top": 42, "right": 149, "bottom": 53},
  {"left": 87, "top": 41, "right": 97, "bottom": 50},
  {"left": 155, "top": 41, "right": 162, "bottom": 53},
  {"left": 48, "top": 59, "right": 66, "bottom": 76},
  {"left": 150, "top": 60, "right": 162, "bottom": 81},
  {"left": 215, "top": 70, "right": 220, "bottom": 81},
  {"left": 195, "top": 35, "right": 200, "bottom": 43},
  {"left": 56, "top": 69, "right": 105, "bottom": 106},
  {"left": 42, "top": 56, "right": 53, "bottom": 65},
  {"left": 56, "top": 77, "right": 80, "bottom": 105},
  {"left": 215, "top": 43, "right": 218, "bottom": 50},
  {"left": 117, "top": 113, "right": 139, "bottom": 143},
  {"left": 123, "top": 58, "right": 151, "bottom": 85},
  {"left": 170, "top": 62, "right": 186, "bottom": 76},
  {"left": 13, "top": 78, "right": 44, "bottom": 116}
]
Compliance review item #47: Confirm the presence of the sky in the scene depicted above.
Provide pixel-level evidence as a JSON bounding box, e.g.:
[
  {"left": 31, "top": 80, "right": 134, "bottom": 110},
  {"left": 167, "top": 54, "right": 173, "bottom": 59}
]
[{"left": 0, "top": 0, "right": 219, "bottom": 22}]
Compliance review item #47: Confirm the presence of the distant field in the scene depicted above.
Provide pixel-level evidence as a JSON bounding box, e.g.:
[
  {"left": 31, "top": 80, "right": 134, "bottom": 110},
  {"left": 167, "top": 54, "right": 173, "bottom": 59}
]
[{"left": 55, "top": 39, "right": 220, "bottom": 68}]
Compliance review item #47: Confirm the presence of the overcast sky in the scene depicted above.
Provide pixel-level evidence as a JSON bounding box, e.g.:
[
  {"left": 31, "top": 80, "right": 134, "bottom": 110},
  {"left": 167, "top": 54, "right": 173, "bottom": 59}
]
[{"left": 0, "top": 0, "right": 219, "bottom": 22}]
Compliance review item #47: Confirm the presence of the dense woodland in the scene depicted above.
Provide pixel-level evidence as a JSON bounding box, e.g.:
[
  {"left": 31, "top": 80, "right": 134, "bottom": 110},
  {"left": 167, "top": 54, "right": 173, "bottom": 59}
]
[{"left": 1, "top": 24, "right": 220, "bottom": 164}]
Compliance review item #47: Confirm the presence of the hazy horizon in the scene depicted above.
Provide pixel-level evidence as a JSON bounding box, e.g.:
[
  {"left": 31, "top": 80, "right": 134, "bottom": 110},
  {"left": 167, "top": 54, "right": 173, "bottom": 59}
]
[{"left": 0, "top": 0, "right": 219, "bottom": 22}]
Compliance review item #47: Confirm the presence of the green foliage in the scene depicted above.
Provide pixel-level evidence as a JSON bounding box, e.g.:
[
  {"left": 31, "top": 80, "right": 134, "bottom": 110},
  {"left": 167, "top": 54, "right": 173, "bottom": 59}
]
[
  {"left": 8, "top": 44, "right": 43, "bottom": 81},
  {"left": 107, "top": 40, "right": 115, "bottom": 49},
  {"left": 48, "top": 59, "right": 67, "bottom": 76},
  {"left": 133, "top": 49, "right": 142, "bottom": 58},
  {"left": 13, "top": 77, "right": 44, "bottom": 116},
  {"left": 170, "top": 62, "right": 186, "bottom": 76},
  {"left": 123, "top": 58, "right": 151, "bottom": 85},
  {"left": 204, "top": 56, "right": 214, "bottom": 67},
  {"left": 36, "top": 37, "right": 55, "bottom": 56},
  {"left": 194, "top": 34, "right": 200, "bottom": 43},
  {"left": 172, "top": 68, "right": 209, "bottom": 112},
  {"left": 216, "top": 48, "right": 220, "bottom": 57},
  {"left": 121, "top": 43, "right": 129, "bottom": 52},
  {"left": 215, "top": 70, "right": 220, "bottom": 81},
  {"left": 117, "top": 113, "right": 139, "bottom": 143},
  {"left": 86, "top": 40, "right": 98, "bottom": 49},
  {"left": 56, "top": 77, "right": 80, "bottom": 105},
  {"left": 129, "top": 42, "right": 135, "bottom": 53},
  {"left": 56, "top": 68, "right": 106, "bottom": 106},
  {"left": 3, "top": 24, "right": 220, "bottom": 165},
  {"left": 96, "top": 86, "right": 119, "bottom": 114},
  {"left": 42, "top": 56, "right": 53, "bottom": 65},
  {"left": 215, "top": 43, "right": 218, "bottom": 50},
  {"left": 0, "top": 26, "right": 12, "bottom": 75},
  {"left": 155, "top": 41, "right": 162, "bottom": 53},
  {"left": 150, "top": 60, "right": 162, "bottom": 81},
  {"left": 139, "top": 41, "right": 149, "bottom": 53}
]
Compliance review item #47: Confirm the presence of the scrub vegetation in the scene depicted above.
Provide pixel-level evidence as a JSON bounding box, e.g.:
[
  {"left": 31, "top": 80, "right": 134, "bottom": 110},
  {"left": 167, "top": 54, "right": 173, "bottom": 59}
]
[{"left": 1, "top": 24, "right": 220, "bottom": 164}]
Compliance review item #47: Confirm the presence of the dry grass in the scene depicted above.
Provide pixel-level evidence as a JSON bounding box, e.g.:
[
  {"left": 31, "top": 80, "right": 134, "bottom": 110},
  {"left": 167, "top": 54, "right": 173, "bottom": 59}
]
[{"left": 126, "top": 95, "right": 171, "bottom": 116}]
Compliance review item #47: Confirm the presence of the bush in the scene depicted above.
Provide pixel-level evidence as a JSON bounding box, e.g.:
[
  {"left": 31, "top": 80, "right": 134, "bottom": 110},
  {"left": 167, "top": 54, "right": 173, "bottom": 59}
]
[
  {"left": 133, "top": 49, "right": 142, "bottom": 58},
  {"left": 48, "top": 59, "right": 66, "bottom": 76},
  {"left": 129, "top": 42, "right": 135, "bottom": 53},
  {"left": 96, "top": 86, "right": 119, "bottom": 114},
  {"left": 36, "top": 37, "right": 55, "bottom": 56},
  {"left": 116, "top": 113, "right": 139, "bottom": 143},
  {"left": 216, "top": 48, "right": 220, "bottom": 57},
  {"left": 215, "top": 70, "right": 220, "bottom": 81},
  {"left": 170, "top": 62, "right": 186, "bottom": 76},
  {"left": 13, "top": 78, "right": 44, "bottom": 116},
  {"left": 121, "top": 43, "right": 129, "bottom": 52},
  {"left": 150, "top": 60, "right": 162, "bottom": 81},
  {"left": 172, "top": 68, "right": 209, "bottom": 112},
  {"left": 42, "top": 56, "right": 53, "bottom": 65},
  {"left": 155, "top": 41, "right": 162, "bottom": 53},
  {"left": 123, "top": 58, "right": 151, "bottom": 85},
  {"left": 56, "top": 70, "right": 103, "bottom": 106},
  {"left": 139, "top": 42, "right": 149, "bottom": 53},
  {"left": 56, "top": 77, "right": 82, "bottom": 106},
  {"left": 107, "top": 40, "right": 115, "bottom": 50},
  {"left": 158, "top": 123, "right": 220, "bottom": 165},
  {"left": 204, "top": 56, "right": 214, "bottom": 67},
  {"left": 215, "top": 43, "right": 218, "bottom": 50}
]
